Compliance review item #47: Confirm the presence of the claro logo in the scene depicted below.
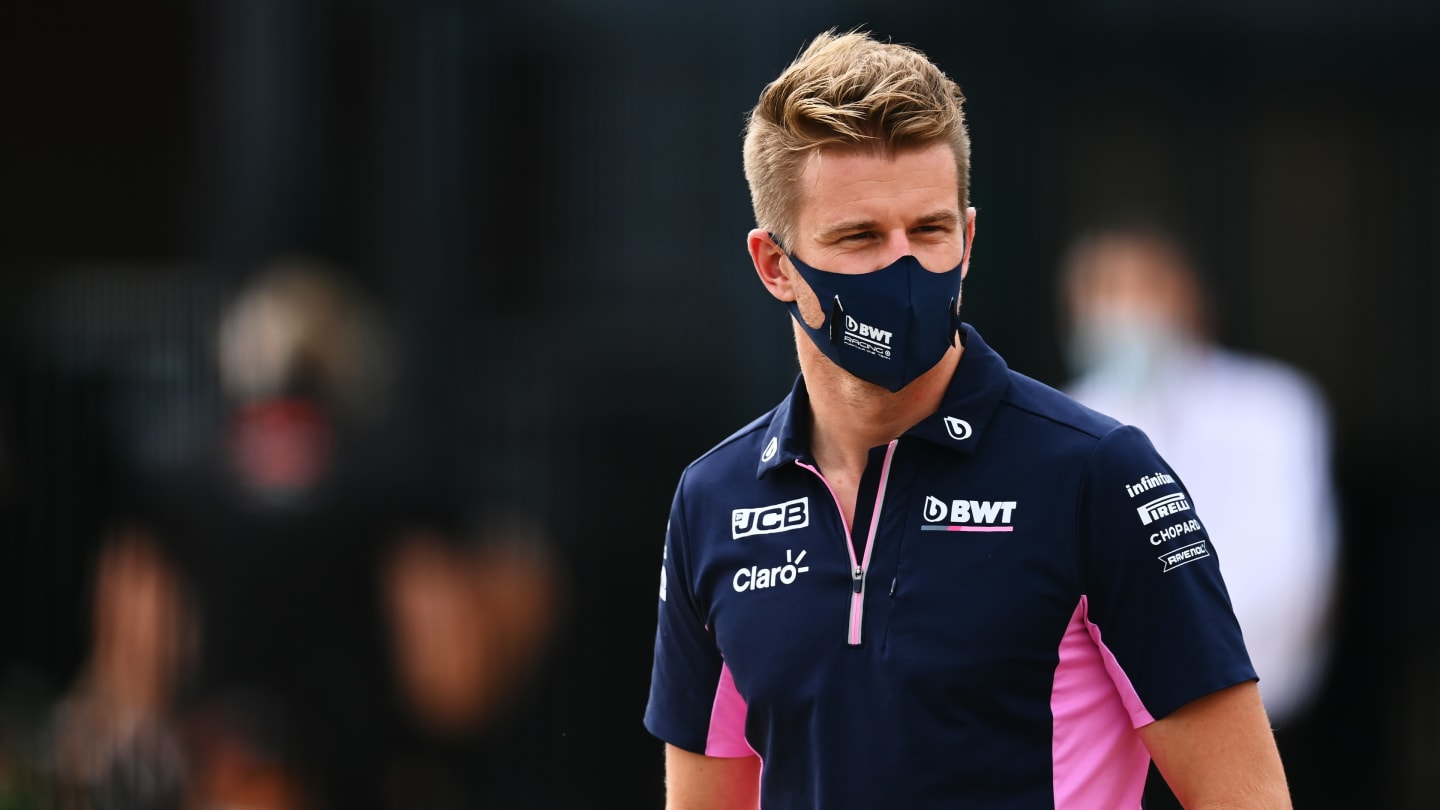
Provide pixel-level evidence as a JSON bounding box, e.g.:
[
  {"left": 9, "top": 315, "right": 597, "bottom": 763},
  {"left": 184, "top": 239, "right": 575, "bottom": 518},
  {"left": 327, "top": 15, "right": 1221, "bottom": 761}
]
[
  {"left": 732, "top": 497, "right": 809, "bottom": 540},
  {"left": 733, "top": 549, "right": 809, "bottom": 592}
]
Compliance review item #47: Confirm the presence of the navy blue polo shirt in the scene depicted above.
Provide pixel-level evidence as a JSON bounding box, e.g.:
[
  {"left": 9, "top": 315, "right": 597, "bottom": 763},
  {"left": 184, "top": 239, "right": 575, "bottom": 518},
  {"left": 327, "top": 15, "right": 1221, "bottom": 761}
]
[{"left": 644, "top": 325, "right": 1255, "bottom": 809}]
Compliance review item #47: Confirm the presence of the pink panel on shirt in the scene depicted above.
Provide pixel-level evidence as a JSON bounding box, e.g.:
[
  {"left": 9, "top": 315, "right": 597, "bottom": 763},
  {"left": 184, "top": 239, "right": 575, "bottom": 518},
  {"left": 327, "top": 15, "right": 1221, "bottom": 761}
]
[
  {"left": 706, "top": 662, "right": 756, "bottom": 757},
  {"left": 1051, "top": 596, "right": 1155, "bottom": 809}
]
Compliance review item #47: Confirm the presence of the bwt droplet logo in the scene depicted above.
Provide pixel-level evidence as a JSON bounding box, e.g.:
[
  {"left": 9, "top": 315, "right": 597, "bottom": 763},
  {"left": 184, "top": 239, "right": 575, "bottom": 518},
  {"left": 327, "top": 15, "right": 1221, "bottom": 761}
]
[
  {"left": 943, "top": 416, "right": 973, "bottom": 441},
  {"left": 843, "top": 315, "right": 893, "bottom": 346},
  {"left": 920, "top": 495, "right": 1018, "bottom": 533}
]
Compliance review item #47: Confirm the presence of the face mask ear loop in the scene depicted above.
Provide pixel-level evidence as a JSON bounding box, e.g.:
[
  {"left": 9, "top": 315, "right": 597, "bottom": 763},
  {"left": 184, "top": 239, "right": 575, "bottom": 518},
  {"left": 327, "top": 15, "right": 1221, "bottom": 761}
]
[
  {"left": 829, "top": 296, "right": 844, "bottom": 345},
  {"left": 947, "top": 277, "right": 965, "bottom": 347}
]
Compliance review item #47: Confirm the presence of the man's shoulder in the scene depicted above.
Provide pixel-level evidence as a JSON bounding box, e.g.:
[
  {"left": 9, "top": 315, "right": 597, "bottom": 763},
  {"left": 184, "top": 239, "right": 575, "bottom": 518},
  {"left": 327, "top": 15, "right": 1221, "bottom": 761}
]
[
  {"left": 681, "top": 407, "right": 779, "bottom": 485},
  {"left": 997, "top": 368, "right": 1124, "bottom": 442}
]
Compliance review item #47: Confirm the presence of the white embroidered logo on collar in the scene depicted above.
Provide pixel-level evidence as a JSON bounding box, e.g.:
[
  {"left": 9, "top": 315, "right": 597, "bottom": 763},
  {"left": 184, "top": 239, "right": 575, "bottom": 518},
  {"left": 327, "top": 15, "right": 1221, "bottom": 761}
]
[
  {"left": 943, "top": 416, "right": 973, "bottom": 441},
  {"left": 761, "top": 436, "right": 779, "bottom": 462}
]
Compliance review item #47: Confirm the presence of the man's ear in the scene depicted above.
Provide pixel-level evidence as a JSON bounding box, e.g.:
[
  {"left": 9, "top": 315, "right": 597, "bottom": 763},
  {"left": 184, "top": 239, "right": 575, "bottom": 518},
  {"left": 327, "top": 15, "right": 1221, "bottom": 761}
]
[
  {"left": 748, "top": 228, "right": 795, "bottom": 302},
  {"left": 961, "top": 207, "right": 977, "bottom": 280}
]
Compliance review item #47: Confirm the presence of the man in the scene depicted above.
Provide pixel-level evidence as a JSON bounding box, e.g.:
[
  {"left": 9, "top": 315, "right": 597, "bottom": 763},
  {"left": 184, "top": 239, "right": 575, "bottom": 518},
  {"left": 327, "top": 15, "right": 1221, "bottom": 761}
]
[{"left": 644, "top": 30, "right": 1290, "bottom": 809}]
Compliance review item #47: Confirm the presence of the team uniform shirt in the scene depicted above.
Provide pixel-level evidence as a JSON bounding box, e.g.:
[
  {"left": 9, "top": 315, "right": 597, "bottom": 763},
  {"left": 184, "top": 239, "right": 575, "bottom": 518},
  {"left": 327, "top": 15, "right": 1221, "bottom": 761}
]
[{"left": 645, "top": 325, "right": 1255, "bottom": 810}]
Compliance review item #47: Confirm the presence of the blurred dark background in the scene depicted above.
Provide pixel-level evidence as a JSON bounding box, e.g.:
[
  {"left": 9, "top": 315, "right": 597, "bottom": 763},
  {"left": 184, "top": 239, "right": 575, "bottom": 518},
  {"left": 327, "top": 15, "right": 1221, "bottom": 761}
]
[{"left": 2, "top": 0, "right": 1438, "bottom": 807}]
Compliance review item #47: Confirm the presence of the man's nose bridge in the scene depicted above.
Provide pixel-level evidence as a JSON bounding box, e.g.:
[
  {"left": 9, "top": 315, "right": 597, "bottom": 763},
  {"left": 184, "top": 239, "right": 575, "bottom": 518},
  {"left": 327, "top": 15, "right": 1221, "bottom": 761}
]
[{"left": 880, "top": 229, "right": 913, "bottom": 266}]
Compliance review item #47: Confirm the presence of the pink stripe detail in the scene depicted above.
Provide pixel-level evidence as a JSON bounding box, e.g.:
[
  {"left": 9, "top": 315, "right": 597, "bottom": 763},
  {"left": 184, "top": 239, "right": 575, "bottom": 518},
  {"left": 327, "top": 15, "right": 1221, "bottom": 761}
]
[
  {"left": 706, "top": 662, "right": 756, "bottom": 758},
  {"left": 861, "top": 441, "right": 896, "bottom": 575},
  {"left": 949, "top": 525, "right": 1013, "bottom": 532},
  {"left": 797, "top": 441, "right": 897, "bottom": 647},
  {"left": 796, "top": 460, "right": 859, "bottom": 646},
  {"left": 1051, "top": 596, "right": 1153, "bottom": 808},
  {"left": 848, "top": 440, "right": 898, "bottom": 644}
]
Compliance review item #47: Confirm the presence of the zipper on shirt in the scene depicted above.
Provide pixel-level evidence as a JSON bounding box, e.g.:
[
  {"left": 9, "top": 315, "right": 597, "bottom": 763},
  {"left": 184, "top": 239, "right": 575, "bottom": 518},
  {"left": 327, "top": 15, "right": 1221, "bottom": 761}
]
[{"left": 796, "top": 439, "right": 899, "bottom": 646}]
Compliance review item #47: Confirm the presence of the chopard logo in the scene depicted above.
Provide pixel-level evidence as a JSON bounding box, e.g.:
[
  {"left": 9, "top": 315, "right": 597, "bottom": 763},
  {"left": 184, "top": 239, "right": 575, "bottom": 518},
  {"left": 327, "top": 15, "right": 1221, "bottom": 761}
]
[
  {"left": 732, "top": 497, "right": 809, "bottom": 540},
  {"left": 1150, "top": 518, "right": 1203, "bottom": 546},
  {"left": 920, "top": 495, "right": 1016, "bottom": 532}
]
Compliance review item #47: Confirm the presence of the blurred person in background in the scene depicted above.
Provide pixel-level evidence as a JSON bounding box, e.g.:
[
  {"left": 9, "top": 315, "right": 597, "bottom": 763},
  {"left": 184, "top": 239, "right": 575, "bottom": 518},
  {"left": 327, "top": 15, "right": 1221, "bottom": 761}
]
[
  {"left": 48, "top": 258, "right": 558, "bottom": 809},
  {"left": 1059, "top": 225, "right": 1340, "bottom": 806}
]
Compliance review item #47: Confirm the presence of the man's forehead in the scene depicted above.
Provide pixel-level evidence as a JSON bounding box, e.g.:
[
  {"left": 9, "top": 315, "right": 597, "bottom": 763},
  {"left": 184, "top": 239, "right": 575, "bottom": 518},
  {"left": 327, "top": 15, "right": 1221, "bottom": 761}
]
[{"left": 794, "top": 144, "right": 960, "bottom": 228}]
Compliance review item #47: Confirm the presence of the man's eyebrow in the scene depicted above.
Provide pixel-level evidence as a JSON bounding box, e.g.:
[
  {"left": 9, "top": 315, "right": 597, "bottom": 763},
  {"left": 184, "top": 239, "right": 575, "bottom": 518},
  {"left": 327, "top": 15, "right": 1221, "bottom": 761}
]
[
  {"left": 814, "top": 220, "right": 879, "bottom": 241},
  {"left": 915, "top": 210, "right": 961, "bottom": 227},
  {"left": 814, "top": 210, "right": 961, "bottom": 241}
]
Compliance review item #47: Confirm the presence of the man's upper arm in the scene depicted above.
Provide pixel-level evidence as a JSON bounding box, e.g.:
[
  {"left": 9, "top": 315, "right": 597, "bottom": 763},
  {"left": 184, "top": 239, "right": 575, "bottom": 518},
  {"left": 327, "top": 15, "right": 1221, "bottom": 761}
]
[
  {"left": 1138, "top": 680, "right": 1291, "bottom": 809},
  {"left": 665, "top": 744, "right": 760, "bottom": 810}
]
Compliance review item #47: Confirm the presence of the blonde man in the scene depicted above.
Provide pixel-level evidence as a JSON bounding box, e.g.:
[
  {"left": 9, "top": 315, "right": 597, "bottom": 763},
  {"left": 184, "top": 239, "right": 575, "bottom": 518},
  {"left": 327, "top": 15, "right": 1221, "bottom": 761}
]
[{"left": 645, "top": 30, "right": 1290, "bottom": 809}]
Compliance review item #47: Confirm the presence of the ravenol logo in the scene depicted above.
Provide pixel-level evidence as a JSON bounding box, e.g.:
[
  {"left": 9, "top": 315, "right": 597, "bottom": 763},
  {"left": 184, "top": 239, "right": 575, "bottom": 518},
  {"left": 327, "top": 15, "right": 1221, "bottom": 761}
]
[
  {"left": 1136, "top": 492, "right": 1193, "bottom": 526},
  {"left": 732, "top": 497, "right": 809, "bottom": 540},
  {"left": 921, "top": 495, "right": 1017, "bottom": 533},
  {"left": 1159, "top": 540, "right": 1210, "bottom": 572}
]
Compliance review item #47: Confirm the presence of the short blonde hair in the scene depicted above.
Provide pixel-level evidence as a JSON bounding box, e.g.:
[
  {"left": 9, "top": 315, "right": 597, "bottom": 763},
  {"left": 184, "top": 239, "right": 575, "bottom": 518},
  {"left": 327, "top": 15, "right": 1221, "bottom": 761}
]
[{"left": 742, "top": 30, "right": 971, "bottom": 248}]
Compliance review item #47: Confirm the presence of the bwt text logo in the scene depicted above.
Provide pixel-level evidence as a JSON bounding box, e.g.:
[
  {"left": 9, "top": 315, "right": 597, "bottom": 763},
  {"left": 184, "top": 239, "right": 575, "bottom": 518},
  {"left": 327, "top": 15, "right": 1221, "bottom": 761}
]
[
  {"left": 844, "top": 315, "right": 893, "bottom": 347},
  {"left": 733, "top": 549, "right": 810, "bottom": 592},
  {"left": 920, "top": 495, "right": 1017, "bottom": 533},
  {"left": 1136, "top": 492, "right": 1193, "bottom": 526},
  {"left": 732, "top": 497, "right": 809, "bottom": 540}
]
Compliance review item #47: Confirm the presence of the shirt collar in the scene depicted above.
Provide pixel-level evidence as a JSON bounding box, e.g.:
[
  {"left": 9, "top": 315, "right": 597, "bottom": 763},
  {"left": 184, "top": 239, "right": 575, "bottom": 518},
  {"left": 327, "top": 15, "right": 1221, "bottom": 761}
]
[{"left": 754, "top": 324, "right": 1011, "bottom": 479}]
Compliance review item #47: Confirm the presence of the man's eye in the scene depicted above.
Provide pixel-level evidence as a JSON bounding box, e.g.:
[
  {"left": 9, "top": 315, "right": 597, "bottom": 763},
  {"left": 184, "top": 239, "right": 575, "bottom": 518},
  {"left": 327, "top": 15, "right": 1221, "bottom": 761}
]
[{"left": 842, "top": 232, "right": 875, "bottom": 242}]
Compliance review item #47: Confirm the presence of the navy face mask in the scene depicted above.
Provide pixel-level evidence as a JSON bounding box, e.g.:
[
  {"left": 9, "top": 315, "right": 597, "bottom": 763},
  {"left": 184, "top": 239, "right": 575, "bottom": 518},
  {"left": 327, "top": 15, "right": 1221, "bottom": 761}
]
[{"left": 782, "top": 244, "right": 964, "bottom": 392}]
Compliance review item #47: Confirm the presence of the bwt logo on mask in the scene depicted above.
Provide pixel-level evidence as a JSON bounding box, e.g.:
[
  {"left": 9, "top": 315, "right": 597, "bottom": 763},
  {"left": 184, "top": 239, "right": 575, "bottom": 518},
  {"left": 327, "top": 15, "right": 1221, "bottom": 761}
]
[
  {"left": 844, "top": 315, "right": 893, "bottom": 347},
  {"left": 732, "top": 497, "right": 810, "bottom": 540}
]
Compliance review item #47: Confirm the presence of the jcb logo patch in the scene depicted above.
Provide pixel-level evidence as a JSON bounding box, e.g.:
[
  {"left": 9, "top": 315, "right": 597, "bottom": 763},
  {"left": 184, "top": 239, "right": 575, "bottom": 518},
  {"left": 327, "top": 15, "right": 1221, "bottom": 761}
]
[{"left": 732, "top": 497, "right": 809, "bottom": 540}]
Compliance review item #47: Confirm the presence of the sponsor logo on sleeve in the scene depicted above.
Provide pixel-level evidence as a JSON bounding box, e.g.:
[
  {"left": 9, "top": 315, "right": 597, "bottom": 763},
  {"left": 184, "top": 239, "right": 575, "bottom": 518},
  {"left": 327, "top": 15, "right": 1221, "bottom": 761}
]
[
  {"left": 920, "top": 495, "right": 1017, "bottom": 532},
  {"left": 732, "top": 497, "right": 809, "bottom": 540},
  {"left": 1125, "top": 472, "right": 1176, "bottom": 498},
  {"left": 1136, "top": 491, "right": 1193, "bottom": 525},
  {"left": 1150, "top": 518, "right": 1204, "bottom": 546},
  {"left": 1159, "top": 540, "right": 1210, "bottom": 572}
]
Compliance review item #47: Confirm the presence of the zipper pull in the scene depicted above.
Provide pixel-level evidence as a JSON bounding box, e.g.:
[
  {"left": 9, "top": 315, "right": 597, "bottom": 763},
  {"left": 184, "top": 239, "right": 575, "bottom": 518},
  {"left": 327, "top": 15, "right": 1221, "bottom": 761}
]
[{"left": 852, "top": 567, "right": 864, "bottom": 594}]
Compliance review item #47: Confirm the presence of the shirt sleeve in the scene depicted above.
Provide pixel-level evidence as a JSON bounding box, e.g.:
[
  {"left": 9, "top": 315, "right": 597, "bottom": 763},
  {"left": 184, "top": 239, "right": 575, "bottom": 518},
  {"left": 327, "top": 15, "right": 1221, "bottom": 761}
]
[
  {"left": 1079, "top": 425, "right": 1257, "bottom": 723},
  {"left": 644, "top": 471, "right": 743, "bottom": 755}
]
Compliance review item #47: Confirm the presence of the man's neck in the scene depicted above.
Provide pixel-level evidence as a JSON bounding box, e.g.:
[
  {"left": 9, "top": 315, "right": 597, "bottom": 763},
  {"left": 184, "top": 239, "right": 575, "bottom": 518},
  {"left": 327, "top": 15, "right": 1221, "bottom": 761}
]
[{"left": 797, "top": 334, "right": 962, "bottom": 480}]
